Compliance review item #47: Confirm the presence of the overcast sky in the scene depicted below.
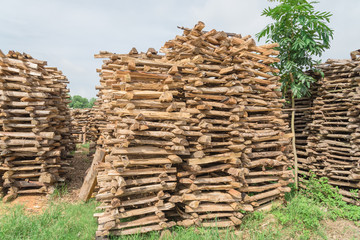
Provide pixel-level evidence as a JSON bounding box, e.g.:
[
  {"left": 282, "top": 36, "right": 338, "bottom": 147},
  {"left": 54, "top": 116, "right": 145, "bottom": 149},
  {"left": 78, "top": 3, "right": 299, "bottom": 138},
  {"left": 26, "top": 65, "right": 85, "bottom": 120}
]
[{"left": 1, "top": 0, "right": 359, "bottom": 98}]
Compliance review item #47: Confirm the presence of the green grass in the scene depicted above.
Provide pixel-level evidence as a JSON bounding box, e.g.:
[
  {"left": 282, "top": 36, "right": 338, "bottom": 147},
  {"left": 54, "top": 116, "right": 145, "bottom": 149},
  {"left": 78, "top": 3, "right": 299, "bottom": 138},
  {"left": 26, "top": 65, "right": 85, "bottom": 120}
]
[
  {"left": 75, "top": 142, "right": 90, "bottom": 156},
  {"left": 272, "top": 195, "right": 327, "bottom": 239},
  {"left": 111, "top": 226, "right": 239, "bottom": 240},
  {"left": 301, "top": 175, "right": 360, "bottom": 221},
  {"left": 0, "top": 200, "right": 99, "bottom": 240},
  {"left": 1, "top": 176, "right": 360, "bottom": 240},
  {"left": 50, "top": 184, "right": 69, "bottom": 200},
  {"left": 77, "top": 142, "right": 90, "bottom": 149}
]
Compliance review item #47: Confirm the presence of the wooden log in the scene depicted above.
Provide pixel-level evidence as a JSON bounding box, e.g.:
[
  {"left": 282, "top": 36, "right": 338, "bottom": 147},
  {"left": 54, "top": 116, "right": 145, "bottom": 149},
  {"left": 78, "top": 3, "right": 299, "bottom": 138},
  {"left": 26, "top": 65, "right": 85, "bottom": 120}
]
[{"left": 79, "top": 149, "right": 106, "bottom": 201}]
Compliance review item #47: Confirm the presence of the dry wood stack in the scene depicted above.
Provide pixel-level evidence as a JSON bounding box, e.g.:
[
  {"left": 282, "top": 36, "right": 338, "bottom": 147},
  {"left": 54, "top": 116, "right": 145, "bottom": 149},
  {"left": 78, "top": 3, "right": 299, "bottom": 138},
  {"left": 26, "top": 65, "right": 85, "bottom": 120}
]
[
  {"left": 88, "top": 101, "right": 107, "bottom": 155},
  {"left": 71, "top": 108, "right": 99, "bottom": 144},
  {"left": 45, "top": 66, "right": 74, "bottom": 154},
  {"left": 0, "top": 50, "right": 72, "bottom": 201},
  {"left": 91, "top": 100, "right": 107, "bottom": 144},
  {"left": 291, "top": 97, "right": 314, "bottom": 163},
  {"left": 305, "top": 53, "right": 360, "bottom": 204},
  {"left": 93, "top": 49, "right": 193, "bottom": 237},
  {"left": 285, "top": 85, "right": 319, "bottom": 175},
  {"left": 71, "top": 108, "right": 91, "bottom": 144},
  {"left": 92, "top": 22, "right": 292, "bottom": 237},
  {"left": 160, "top": 22, "right": 292, "bottom": 227}
]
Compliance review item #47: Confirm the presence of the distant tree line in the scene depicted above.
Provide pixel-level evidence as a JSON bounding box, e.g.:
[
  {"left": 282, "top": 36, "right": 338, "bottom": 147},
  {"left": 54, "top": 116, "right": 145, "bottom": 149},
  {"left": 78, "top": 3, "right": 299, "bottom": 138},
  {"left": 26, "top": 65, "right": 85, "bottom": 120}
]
[{"left": 69, "top": 95, "right": 96, "bottom": 109}]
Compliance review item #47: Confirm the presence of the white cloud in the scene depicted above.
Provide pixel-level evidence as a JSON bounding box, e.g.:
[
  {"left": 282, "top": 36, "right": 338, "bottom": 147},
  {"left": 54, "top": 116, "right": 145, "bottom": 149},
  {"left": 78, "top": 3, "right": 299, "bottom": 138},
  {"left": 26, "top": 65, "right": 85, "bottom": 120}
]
[{"left": 0, "top": 0, "right": 359, "bottom": 98}]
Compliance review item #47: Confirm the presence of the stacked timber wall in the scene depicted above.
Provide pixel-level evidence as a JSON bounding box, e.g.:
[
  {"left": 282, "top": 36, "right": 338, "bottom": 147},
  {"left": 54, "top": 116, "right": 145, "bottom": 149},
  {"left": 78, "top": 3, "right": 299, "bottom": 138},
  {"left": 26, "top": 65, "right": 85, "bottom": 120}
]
[
  {"left": 300, "top": 52, "right": 360, "bottom": 204},
  {"left": 0, "top": 50, "right": 72, "bottom": 201},
  {"left": 93, "top": 22, "right": 292, "bottom": 238},
  {"left": 71, "top": 108, "right": 100, "bottom": 144},
  {"left": 94, "top": 48, "right": 187, "bottom": 236},
  {"left": 162, "top": 22, "right": 292, "bottom": 227},
  {"left": 287, "top": 85, "right": 319, "bottom": 178}
]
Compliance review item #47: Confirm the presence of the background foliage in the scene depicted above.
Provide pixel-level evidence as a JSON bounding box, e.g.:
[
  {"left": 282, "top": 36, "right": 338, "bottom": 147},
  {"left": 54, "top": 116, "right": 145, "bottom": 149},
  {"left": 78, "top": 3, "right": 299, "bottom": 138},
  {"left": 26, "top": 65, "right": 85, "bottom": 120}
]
[
  {"left": 69, "top": 95, "right": 96, "bottom": 109},
  {"left": 257, "top": 0, "right": 333, "bottom": 99}
]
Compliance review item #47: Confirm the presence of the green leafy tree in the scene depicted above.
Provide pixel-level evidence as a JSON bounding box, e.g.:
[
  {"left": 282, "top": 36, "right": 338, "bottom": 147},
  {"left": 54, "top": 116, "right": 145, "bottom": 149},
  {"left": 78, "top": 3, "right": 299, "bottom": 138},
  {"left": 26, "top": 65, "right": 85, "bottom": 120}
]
[
  {"left": 69, "top": 95, "right": 96, "bottom": 109},
  {"left": 89, "top": 97, "right": 96, "bottom": 108},
  {"left": 257, "top": 0, "right": 333, "bottom": 188}
]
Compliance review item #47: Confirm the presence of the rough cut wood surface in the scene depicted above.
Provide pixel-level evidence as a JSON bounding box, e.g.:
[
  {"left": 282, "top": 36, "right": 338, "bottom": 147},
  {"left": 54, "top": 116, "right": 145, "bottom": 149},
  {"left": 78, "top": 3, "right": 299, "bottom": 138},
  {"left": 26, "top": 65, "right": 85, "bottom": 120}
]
[
  {"left": 300, "top": 53, "right": 360, "bottom": 205},
  {"left": 92, "top": 22, "right": 292, "bottom": 237},
  {"left": 0, "top": 50, "right": 73, "bottom": 201},
  {"left": 161, "top": 21, "right": 292, "bottom": 229},
  {"left": 94, "top": 47, "right": 187, "bottom": 238},
  {"left": 79, "top": 148, "right": 106, "bottom": 201},
  {"left": 71, "top": 108, "right": 100, "bottom": 144}
]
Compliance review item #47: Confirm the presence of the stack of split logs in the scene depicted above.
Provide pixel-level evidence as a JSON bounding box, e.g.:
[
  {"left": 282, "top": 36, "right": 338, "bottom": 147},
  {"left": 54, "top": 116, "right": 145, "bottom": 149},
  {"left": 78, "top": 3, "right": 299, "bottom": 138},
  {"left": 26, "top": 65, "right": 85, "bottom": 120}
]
[
  {"left": 304, "top": 52, "right": 360, "bottom": 204},
  {"left": 162, "top": 22, "right": 292, "bottom": 228},
  {"left": 93, "top": 48, "right": 190, "bottom": 237},
  {"left": 71, "top": 108, "right": 99, "bottom": 144},
  {"left": 286, "top": 86, "right": 318, "bottom": 174},
  {"left": 93, "top": 22, "right": 292, "bottom": 237},
  {"left": 0, "top": 50, "right": 72, "bottom": 201}
]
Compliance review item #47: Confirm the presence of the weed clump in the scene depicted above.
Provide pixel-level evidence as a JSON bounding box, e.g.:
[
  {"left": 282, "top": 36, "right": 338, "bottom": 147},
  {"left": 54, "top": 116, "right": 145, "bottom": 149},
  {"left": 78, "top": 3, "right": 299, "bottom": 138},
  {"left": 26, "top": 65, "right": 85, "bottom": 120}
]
[{"left": 302, "top": 174, "right": 360, "bottom": 221}]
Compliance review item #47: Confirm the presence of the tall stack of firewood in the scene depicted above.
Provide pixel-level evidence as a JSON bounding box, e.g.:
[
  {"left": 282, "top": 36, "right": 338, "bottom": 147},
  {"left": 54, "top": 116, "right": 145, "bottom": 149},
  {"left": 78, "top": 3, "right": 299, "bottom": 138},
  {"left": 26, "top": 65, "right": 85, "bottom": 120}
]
[
  {"left": 45, "top": 66, "right": 74, "bottom": 154},
  {"left": 285, "top": 85, "right": 319, "bottom": 180},
  {"left": 93, "top": 22, "right": 292, "bottom": 237},
  {"left": 88, "top": 101, "right": 107, "bottom": 155},
  {"left": 93, "top": 49, "right": 193, "bottom": 237},
  {"left": 292, "top": 97, "right": 314, "bottom": 163},
  {"left": 71, "top": 108, "right": 100, "bottom": 144},
  {"left": 0, "top": 50, "right": 72, "bottom": 201},
  {"left": 71, "top": 108, "right": 90, "bottom": 143},
  {"left": 161, "top": 22, "right": 292, "bottom": 227},
  {"left": 305, "top": 54, "right": 360, "bottom": 204}
]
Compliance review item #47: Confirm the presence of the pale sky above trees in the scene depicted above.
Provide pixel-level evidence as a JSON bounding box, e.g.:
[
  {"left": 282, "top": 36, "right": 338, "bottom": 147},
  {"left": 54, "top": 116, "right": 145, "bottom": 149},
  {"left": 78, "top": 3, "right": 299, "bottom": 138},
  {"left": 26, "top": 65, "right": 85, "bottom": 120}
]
[{"left": 1, "top": 0, "right": 359, "bottom": 98}]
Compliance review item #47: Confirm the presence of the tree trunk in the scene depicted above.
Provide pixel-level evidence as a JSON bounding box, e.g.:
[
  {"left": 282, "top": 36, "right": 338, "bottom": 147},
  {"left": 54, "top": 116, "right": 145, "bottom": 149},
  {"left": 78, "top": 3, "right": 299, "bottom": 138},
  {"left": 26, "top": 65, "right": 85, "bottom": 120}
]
[{"left": 291, "top": 96, "right": 298, "bottom": 189}]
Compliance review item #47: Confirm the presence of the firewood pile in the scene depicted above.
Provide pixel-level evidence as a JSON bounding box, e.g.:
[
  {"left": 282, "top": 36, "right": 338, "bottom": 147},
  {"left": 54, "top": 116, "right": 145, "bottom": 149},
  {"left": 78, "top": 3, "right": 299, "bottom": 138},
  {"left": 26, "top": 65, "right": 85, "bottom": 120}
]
[
  {"left": 291, "top": 97, "right": 314, "bottom": 165},
  {"left": 93, "top": 48, "right": 190, "bottom": 237},
  {"left": 304, "top": 54, "right": 360, "bottom": 204},
  {"left": 0, "top": 50, "right": 72, "bottom": 201},
  {"left": 90, "top": 100, "right": 107, "bottom": 142},
  {"left": 70, "top": 108, "right": 100, "bottom": 144},
  {"left": 161, "top": 22, "right": 292, "bottom": 228},
  {"left": 88, "top": 101, "right": 107, "bottom": 155},
  {"left": 92, "top": 22, "right": 292, "bottom": 238},
  {"left": 285, "top": 85, "right": 319, "bottom": 178}
]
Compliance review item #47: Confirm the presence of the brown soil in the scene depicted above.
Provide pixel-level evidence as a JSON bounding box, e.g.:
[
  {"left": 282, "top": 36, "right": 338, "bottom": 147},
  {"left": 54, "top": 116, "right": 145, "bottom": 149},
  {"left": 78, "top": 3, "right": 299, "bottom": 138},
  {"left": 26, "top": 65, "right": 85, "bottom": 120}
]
[
  {"left": 63, "top": 147, "right": 93, "bottom": 201},
  {"left": 1, "top": 195, "right": 48, "bottom": 214},
  {"left": 323, "top": 219, "right": 360, "bottom": 240},
  {"left": 0, "top": 147, "right": 93, "bottom": 213}
]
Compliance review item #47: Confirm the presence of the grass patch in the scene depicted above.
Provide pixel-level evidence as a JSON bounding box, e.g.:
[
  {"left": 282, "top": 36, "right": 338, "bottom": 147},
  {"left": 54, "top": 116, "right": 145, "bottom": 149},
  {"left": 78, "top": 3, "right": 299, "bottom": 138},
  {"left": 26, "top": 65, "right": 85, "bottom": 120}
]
[
  {"left": 112, "top": 226, "right": 237, "bottom": 240},
  {"left": 302, "top": 175, "right": 360, "bottom": 221},
  {"left": 75, "top": 142, "right": 90, "bottom": 156},
  {"left": 78, "top": 142, "right": 90, "bottom": 149},
  {"left": 0, "top": 175, "right": 359, "bottom": 240},
  {"left": 272, "top": 195, "right": 327, "bottom": 239},
  {"left": 50, "top": 184, "right": 69, "bottom": 200},
  {"left": 239, "top": 211, "right": 283, "bottom": 240},
  {"left": 0, "top": 200, "right": 98, "bottom": 240}
]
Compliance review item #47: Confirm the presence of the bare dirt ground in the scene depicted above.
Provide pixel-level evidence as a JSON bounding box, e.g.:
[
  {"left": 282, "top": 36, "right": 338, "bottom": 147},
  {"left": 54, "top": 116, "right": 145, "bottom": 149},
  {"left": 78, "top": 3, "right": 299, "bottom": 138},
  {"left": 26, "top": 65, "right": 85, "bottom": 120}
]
[
  {"left": 234, "top": 214, "right": 360, "bottom": 240},
  {"left": 3, "top": 195, "right": 48, "bottom": 214},
  {"left": 0, "top": 147, "right": 92, "bottom": 213},
  {"left": 63, "top": 146, "right": 93, "bottom": 201},
  {"left": 323, "top": 219, "right": 360, "bottom": 240}
]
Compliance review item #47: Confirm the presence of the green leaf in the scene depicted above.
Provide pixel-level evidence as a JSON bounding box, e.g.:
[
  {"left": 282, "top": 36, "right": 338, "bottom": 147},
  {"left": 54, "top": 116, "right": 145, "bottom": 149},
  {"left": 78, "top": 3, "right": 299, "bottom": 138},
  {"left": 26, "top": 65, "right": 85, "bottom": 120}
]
[{"left": 257, "top": 0, "right": 333, "bottom": 100}]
